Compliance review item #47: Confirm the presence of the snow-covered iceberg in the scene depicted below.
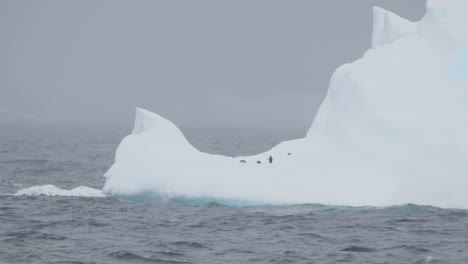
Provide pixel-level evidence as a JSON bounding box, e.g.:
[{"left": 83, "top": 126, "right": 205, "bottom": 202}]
[{"left": 103, "top": 0, "right": 468, "bottom": 208}]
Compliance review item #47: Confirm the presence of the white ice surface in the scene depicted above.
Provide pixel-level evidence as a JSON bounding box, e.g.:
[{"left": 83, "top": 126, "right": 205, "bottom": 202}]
[
  {"left": 103, "top": 0, "right": 468, "bottom": 208},
  {"left": 15, "top": 185, "right": 104, "bottom": 198}
]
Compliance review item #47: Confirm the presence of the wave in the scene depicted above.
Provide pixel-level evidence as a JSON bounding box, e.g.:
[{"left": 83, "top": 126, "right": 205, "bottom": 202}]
[{"left": 14, "top": 185, "right": 104, "bottom": 197}]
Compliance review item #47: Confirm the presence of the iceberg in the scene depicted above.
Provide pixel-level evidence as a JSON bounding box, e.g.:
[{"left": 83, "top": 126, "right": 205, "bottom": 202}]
[{"left": 103, "top": 0, "right": 468, "bottom": 208}]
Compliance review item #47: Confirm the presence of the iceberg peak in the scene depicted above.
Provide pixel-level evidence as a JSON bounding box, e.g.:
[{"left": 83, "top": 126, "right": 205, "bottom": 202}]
[
  {"left": 133, "top": 107, "right": 173, "bottom": 135},
  {"left": 371, "top": 7, "right": 416, "bottom": 49},
  {"left": 130, "top": 107, "right": 196, "bottom": 153}
]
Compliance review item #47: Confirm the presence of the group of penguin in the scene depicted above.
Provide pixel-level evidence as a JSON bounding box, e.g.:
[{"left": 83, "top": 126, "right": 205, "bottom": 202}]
[{"left": 239, "top": 153, "right": 291, "bottom": 164}]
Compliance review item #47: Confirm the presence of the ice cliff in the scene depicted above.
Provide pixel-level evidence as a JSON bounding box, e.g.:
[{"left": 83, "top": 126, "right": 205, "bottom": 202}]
[{"left": 103, "top": 0, "right": 468, "bottom": 208}]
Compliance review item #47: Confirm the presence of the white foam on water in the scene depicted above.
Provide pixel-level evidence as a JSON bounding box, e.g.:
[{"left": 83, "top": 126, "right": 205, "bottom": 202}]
[{"left": 15, "top": 185, "right": 105, "bottom": 198}]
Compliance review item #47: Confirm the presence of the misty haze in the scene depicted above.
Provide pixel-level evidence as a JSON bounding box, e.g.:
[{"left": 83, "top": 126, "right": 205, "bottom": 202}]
[{"left": 2, "top": 0, "right": 425, "bottom": 130}]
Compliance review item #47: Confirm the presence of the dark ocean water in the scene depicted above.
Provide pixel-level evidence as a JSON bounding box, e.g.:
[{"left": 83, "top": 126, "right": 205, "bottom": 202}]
[{"left": 1, "top": 124, "right": 468, "bottom": 264}]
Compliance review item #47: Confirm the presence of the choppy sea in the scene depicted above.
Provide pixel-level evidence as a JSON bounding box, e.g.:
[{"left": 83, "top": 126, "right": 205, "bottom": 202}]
[{"left": 1, "top": 124, "right": 467, "bottom": 264}]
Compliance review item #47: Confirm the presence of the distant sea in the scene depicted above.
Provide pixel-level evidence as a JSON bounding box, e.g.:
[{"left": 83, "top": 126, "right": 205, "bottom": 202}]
[{"left": 1, "top": 124, "right": 467, "bottom": 264}]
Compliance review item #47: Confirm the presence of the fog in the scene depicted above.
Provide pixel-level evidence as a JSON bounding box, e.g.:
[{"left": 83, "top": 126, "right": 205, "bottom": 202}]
[{"left": 1, "top": 0, "right": 426, "bottom": 129}]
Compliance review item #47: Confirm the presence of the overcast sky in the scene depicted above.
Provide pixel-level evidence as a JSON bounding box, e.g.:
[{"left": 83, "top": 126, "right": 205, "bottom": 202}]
[{"left": 1, "top": 0, "right": 426, "bottom": 129}]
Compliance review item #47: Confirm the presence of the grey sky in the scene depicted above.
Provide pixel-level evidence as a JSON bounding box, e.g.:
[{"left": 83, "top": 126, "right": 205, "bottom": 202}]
[{"left": 1, "top": 0, "right": 426, "bottom": 128}]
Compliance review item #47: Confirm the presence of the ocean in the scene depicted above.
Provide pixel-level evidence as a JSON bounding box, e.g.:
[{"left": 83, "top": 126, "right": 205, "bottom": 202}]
[{"left": 1, "top": 124, "right": 467, "bottom": 264}]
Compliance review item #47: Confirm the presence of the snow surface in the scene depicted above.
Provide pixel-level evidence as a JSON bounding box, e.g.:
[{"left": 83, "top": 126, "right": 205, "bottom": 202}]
[
  {"left": 103, "top": 0, "right": 468, "bottom": 208},
  {"left": 15, "top": 185, "right": 104, "bottom": 197}
]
